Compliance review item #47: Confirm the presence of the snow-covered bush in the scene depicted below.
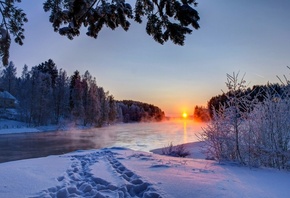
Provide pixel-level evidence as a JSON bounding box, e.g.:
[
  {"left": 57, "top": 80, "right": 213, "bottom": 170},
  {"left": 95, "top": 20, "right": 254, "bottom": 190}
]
[
  {"left": 202, "top": 73, "right": 254, "bottom": 164},
  {"left": 247, "top": 87, "right": 290, "bottom": 169},
  {"left": 162, "top": 142, "right": 190, "bottom": 158},
  {"left": 201, "top": 72, "right": 290, "bottom": 170}
]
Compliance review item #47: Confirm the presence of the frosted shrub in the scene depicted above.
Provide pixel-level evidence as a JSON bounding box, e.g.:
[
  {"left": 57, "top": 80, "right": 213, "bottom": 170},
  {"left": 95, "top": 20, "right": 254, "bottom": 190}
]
[
  {"left": 162, "top": 143, "right": 190, "bottom": 158},
  {"left": 202, "top": 72, "right": 290, "bottom": 169},
  {"left": 201, "top": 105, "right": 235, "bottom": 161},
  {"left": 202, "top": 73, "right": 254, "bottom": 164},
  {"left": 247, "top": 92, "right": 290, "bottom": 169}
]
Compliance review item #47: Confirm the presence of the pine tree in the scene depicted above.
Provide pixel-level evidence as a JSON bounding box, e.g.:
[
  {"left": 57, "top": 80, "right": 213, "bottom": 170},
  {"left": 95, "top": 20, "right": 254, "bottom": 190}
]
[
  {"left": 0, "top": 1, "right": 27, "bottom": 65},
  {"left": 108, "top": 95, "right": 117, "bottom": 123},
  {"left": 18, "top": 64, "right": 31, "bottom": 123},
  {"left": 36, "top": 59, "right": 58, "bottom": 88},
  {"left": 97, "top": 87, "right": 109, "bottom": 127},
  {"left": 69, "top": 70, "right": 80, "bottom": 112},
  {"left": 1, "top": 61, "right": 17, "bottom": 95},
  {"left": 82, "top": 70, "right": 91, "bottom": 126},
  {"left": 0, "top": 0, "right": 200, "bottom": 65},
  {"left": 30, "top": 69, "right": 53, "bottom": 125},
  {"left": 54, "top": 69, "right": 69, "bottom": 124},
  {"left": 43, "top": 0, "right": 199, "bottom": 45},
  {"left": 69, "top": 70, "right": 84, "bottom": 124},
  {"left": 87, "top": 77, "right": 101, "bottom": 126}
]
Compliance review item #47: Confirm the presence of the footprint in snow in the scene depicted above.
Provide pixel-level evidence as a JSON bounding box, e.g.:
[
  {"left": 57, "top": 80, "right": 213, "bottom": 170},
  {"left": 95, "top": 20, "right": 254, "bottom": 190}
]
[
  {"left": 192, "top": 168, "right": 214, "bottom": 173},
  {"left": 32, "top": 150, "right": 163, "bottom": 198}
]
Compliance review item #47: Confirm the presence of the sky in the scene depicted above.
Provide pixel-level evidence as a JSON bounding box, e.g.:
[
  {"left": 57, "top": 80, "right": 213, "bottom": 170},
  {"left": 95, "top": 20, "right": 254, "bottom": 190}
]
[{"left": 8, "top": 0, "right": 290, "bottom": 117}]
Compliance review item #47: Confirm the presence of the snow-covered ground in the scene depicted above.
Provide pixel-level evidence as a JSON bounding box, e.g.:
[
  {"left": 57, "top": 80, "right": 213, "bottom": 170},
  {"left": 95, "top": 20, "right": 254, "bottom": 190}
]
[
  {"left": 0, "top": 119, "right": 90, "bottom": 135},
  {"left": 0, "top": 142, "right": 289, "bottom": 198},
  {"left": 0, "top": 119, "right": 61, "bottom": 134},
  {"left": 0, "top": 119, "right": 39, "bottom": 134},
  {"left": 0, "top": 119, "right": 289, "bottom": 197}
]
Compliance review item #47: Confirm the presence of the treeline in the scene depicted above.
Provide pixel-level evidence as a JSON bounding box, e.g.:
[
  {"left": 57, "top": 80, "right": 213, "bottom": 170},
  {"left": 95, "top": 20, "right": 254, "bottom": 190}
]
[
  {"left": 117, "top": 100, "right": 165, "bottom": 122},
  {"left": 193, "top": 105, "right": 210, "bottom": 122},
  {"left": 207, "top": 83, "right": 286, "bottom": 119},
  {"left": 201, "top": 73, "right": 290, "bottom": 170},
  {"left": 0, "top": 60, "right": 165, "bottom": 126}
]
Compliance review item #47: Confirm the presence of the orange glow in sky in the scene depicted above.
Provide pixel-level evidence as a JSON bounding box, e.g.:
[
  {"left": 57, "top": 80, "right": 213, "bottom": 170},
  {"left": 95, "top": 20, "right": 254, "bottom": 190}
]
[{"left": 9, "top": 1, "right": 289, "bottom": 118}]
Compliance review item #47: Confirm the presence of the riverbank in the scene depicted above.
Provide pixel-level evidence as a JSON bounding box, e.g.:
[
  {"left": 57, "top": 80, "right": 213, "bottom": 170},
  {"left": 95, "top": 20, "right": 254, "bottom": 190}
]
[
  {"left": 0, "top": 118, "right": 118, "bottom": 135},
  {"left": 0, "top": 119, "right": 61, "bottom": 135},
  {"left": 0, "top": 119, "right": 289, "bottom": 197}
]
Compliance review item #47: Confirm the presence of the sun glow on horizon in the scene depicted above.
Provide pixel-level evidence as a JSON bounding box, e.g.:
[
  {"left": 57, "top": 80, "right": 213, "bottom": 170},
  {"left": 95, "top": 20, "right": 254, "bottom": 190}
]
[{"left": 182, "top": 112, "right": 188, "bottom": 119}]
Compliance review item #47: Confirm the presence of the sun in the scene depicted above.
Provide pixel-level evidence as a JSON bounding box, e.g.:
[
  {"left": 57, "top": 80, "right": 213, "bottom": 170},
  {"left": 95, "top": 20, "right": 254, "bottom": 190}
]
[{"left": 182, "top": 112, "right": 188, "bottom": 119}]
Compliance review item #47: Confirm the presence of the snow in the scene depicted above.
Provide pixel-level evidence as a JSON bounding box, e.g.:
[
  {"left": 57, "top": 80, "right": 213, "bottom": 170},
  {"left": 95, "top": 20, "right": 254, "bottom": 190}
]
[
  {"left": 0, "top": 120, "right": 289, "bottom": 197},
  {"left": 0, "top": 143, "right": 289, "bottom": 198},
  {"left": 0, "top": 155, "right": 70, "bottom": 198},
  {"left": 0, "top": 91, "right": 16, "bottom": 100},
  {"left": 0, "top": 119, "right": 64, "bottom": 135},
  {"left": 0, "top": 119, "right": 39, "bottom": 134}
]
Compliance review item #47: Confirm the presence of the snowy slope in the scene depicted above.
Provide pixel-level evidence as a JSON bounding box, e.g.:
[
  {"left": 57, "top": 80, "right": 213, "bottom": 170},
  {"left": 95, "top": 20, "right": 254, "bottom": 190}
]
[
  {"left": 0, "top": 146, "right": 289, "bottom": 198},
  {"left": 0, "top": 119, "right": 62, "bottom": 134}
]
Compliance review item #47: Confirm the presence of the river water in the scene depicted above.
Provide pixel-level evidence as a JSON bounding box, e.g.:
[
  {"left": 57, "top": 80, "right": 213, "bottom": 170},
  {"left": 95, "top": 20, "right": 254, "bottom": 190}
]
[{"left": 0, "top": 120, "right": 205, "bottom": 163}]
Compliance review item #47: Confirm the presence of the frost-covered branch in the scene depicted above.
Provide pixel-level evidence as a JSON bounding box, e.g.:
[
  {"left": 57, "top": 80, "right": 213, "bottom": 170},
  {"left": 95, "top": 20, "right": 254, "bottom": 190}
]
[{"left": 202, "top": 72, "right": 290, "bottom": 169}]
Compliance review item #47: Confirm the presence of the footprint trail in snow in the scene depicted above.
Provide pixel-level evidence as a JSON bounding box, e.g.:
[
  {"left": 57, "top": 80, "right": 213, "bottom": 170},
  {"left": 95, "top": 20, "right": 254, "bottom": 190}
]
[{"left": 32, "top": 149, "right": 163, "bottom": 198}]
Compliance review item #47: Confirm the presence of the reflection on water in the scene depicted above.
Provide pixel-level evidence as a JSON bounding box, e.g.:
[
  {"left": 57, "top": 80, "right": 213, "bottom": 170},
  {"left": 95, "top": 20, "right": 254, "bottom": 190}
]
[
  {"left": 183, "top": 121, "right": 187, "bottom": 143},
  {"left": 0, "top": 120, "right": 205, "bottom": 163}
]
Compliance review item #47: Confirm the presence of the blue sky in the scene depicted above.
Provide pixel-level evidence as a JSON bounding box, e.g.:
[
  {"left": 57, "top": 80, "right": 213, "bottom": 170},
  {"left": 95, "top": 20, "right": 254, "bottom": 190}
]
[{"left": 9, "top": 0, "right": 290, "bottom": 116}]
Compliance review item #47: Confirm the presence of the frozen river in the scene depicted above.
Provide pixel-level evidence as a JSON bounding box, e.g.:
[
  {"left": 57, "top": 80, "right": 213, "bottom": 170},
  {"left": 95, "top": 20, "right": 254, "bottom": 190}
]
[{"left": 0, "top": 120, "right": 205, "bottom": 163}]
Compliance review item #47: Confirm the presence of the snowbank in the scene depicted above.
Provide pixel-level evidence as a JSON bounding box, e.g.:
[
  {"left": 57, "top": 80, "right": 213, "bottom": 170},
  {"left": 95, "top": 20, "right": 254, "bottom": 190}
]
[
  {"left": 0, "top": 119, "right": 41, "bottom": 134},
  {"left": 151, "top": 141, "right": 207, "bottom": 159},
  {"left": 0, "top": 119, "right": 66, "bottom": 135},
  {"left": 0, "top": 146, "right": 289, "bottom": 198}
]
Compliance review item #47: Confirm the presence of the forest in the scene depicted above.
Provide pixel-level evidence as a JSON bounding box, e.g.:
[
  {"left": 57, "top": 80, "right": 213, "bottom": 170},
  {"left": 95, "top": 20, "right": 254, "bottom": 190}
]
[
  {"left": 0, "top": 60, "right": 165, "bottom": 127},
  {"left": 207, "top": 82, "right": 287, "bottom": 119}
]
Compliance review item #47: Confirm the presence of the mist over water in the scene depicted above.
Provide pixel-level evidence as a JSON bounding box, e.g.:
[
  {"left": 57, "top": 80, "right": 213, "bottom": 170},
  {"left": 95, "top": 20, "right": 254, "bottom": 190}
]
[
  {"left": 109, "top": 120, "right": 204, "bottom": 151},
  {"left": 0, "top": 120, "right": 205, "bottom": 163}
]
